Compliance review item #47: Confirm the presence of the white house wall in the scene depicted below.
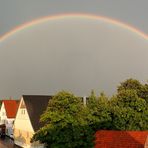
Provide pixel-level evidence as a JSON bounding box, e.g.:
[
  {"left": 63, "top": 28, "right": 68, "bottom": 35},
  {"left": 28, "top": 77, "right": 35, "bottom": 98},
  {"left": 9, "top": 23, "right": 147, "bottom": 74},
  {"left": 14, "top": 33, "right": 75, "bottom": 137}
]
[
  {"left": 0, "top": 102, "right": 7, "bottom": 125},
  {"left": 14, "top": 97, "right": 44, "bottom": 148},
  {"left": 0, "top": 102, "right": 16, "bottom": 137},
  {"left": 14, "top": 98, "right": 34, "bottom": 132}
]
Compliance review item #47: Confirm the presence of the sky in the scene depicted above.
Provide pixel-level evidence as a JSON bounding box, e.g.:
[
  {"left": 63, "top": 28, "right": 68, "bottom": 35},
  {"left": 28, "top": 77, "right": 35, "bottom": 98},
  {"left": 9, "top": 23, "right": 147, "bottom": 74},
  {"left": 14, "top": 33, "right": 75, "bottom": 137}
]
[
  {"left": 0, "top": 1, "right": 148, "bottom": 98},
  {"left": 1, "top": 0, "right": 148, "bottom": 36}
]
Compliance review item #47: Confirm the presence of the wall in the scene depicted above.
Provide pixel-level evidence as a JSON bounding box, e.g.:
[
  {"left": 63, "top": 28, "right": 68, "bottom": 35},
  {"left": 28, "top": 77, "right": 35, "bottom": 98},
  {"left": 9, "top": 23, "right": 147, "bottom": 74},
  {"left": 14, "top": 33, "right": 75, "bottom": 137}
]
[
  {"left": 14, "top": 97, "right": 44, "bottom": 148},
  {"left": 0, "top": 102, "right": 7, "bottom": 124},
  {"left": 5, "top": 118, "right": 14, "bottom": 137}
]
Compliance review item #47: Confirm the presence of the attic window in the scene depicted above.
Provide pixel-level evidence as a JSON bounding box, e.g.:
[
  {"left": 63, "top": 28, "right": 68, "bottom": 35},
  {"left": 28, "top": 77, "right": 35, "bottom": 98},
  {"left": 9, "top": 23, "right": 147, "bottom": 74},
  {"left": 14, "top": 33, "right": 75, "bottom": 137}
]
[{"left": 21, "top": 109, "right": 25, "bottom": 115}]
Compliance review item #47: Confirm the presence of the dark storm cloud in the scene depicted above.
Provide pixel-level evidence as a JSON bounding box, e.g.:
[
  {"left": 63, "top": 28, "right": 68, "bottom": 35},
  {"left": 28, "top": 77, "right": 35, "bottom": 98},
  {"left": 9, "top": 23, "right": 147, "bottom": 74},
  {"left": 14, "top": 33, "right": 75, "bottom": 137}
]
[
  {"left": 0, "top": 1, "right": 148, "bottom": 98},
  {"left": 0, "top": 18, "right": 148, "bottom": 98},
  {"left": 0, "top": 0, "right": 148, "bottom": 35}
]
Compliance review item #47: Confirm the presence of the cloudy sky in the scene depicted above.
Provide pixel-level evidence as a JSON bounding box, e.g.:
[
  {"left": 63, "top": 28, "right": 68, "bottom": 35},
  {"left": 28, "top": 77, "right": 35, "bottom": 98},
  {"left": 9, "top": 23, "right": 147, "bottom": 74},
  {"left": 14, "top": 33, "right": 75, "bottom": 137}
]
[
  {"left": 0, "top": 1, "right": 148, "bottom": 98},
  {"left": 1, "top": 0, "right": 148, "bottom": 36}
]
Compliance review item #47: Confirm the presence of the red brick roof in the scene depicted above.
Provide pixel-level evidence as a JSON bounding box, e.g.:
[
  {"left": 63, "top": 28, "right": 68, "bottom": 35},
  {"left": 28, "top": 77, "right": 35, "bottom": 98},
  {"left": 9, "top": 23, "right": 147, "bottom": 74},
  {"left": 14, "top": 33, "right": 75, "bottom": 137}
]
[
  {"left": 3, "top": 100, "right": 19, "bottom": 118},
  {"left": 95, "top": 130, "right": 148, "bottom": 148}
]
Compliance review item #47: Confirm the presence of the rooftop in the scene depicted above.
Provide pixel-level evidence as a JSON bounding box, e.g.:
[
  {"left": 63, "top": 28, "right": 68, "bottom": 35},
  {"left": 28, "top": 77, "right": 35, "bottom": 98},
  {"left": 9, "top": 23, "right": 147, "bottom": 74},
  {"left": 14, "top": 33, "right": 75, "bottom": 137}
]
[
  {"left": 2, "top": 100, "right": 19, "bottom": 118},
  {"left": 95, "top": 130, "right": 148, "bottom": 148}
]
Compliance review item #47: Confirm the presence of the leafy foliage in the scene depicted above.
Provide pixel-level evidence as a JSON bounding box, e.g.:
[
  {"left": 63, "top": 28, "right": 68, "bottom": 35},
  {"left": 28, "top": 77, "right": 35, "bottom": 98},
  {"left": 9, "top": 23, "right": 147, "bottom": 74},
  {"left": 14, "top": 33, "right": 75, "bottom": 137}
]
[
  {"left": 87, "top": 91, "right": 111, "bottom": 130},
  {"left": 32, "top": 78, "right": 148, "bottom": 147},
  {"left": 141, "top": 83, "right": 148, "bottom": 103},
  {"left": 117, "top": 78, "right": 148, "bottom": 103},
  {"left": 32, "top": 91, "right": 94, "bottom": 148},
  {"left": 110, "top": 89, "right": 148, "bottom": 130},
  {"left": 117, "top": 78, "right": 142, "bottom": 93}
]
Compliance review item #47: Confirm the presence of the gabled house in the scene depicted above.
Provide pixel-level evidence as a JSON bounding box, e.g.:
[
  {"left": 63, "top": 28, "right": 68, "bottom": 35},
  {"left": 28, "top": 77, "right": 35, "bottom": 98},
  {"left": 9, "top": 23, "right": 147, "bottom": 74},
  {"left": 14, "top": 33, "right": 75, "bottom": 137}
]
[
  {"left": 95, "top": 130, "right": 148, "bottom": 148},
  {"left": 0, "top": 100, "right": 19, "bottom": 137},
  {"left": 14, "top": 95, "right": 52, "bottom": 148}
]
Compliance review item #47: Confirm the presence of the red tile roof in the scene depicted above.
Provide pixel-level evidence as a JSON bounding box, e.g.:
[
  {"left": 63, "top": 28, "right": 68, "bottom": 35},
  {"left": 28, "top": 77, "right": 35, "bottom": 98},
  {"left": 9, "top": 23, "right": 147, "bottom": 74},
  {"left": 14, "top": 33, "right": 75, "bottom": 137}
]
[
  {"left": 3, "top": 100, "right": 19, "bottom": 118},
  {"left": 95, "top": 130, "right": 148, "bottom": 148}
]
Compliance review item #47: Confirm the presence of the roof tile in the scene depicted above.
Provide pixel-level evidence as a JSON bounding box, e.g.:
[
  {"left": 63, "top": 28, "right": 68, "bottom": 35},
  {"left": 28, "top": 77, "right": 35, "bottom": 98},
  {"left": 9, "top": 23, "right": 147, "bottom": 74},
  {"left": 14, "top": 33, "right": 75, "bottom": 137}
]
[
  {"left": 3, "top": 100, "right": 19, "bottom": 118},
  {"left": 95, "top": 130, "right": 148, "bottom": 148}
]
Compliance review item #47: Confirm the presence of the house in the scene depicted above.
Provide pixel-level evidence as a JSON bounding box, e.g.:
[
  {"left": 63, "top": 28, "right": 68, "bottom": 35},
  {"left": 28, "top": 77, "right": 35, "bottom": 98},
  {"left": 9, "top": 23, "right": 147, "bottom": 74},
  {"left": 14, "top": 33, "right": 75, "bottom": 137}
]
[
  {"left": 95, "top": 130, "right": 148, "bottom": 148},
  {"left": 14, "top": 95, "right": 52, "bottom": 148},
  {"left": 0, "top": 100, "right": 19, "bottom": 137}
]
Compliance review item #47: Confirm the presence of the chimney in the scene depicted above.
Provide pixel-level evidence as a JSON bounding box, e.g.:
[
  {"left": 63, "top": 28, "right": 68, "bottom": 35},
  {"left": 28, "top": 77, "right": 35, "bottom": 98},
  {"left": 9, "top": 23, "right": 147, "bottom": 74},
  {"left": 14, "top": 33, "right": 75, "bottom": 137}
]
[{"left": 83, "top": 96, "right": 87, "bottom": 106}]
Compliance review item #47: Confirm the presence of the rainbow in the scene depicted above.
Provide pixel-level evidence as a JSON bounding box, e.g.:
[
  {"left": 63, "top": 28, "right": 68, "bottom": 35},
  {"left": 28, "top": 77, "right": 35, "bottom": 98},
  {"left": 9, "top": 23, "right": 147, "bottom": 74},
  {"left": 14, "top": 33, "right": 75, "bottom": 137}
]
[{"left": 0, "top": 13, "right": 148, "bottom": 42}]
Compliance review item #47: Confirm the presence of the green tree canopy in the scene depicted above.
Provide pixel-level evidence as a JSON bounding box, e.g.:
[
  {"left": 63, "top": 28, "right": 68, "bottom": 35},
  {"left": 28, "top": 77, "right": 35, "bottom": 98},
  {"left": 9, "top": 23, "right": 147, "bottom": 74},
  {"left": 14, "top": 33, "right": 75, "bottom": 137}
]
[
  {"left": 32, "top": 78, "right": 148, "bottom": 147},
  {"left": 117, "top": 78, "right": 142, "bottom": 94},
  {"left": 32, "top": 91, "right": 94, "bottom": 148},
  {"left": 110, "top": 89, "right": 148, "bottom": 130},
  {"left": 117, "top": 78, "right": 148, "bottom": 103},
  {"left": 87, "top": 91, "right": 112, "bottom": 131}
]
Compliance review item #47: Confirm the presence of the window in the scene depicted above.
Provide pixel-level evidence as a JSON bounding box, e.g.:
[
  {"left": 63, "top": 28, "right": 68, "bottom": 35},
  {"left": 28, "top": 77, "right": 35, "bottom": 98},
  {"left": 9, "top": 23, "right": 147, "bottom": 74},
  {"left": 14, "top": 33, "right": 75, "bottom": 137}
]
[{"left": 21, "top": 109, "right": 25, "bottom": 115}]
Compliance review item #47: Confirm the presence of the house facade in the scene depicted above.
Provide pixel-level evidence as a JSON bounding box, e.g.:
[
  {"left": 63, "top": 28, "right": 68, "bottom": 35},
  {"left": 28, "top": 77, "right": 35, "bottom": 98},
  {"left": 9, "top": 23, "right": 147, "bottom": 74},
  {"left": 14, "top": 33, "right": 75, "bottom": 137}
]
[
  {"left": 0, "top": 101, "right": 7, "bottom": 125},
  {"left": 0, "top": 100, "right": 19, "bottom": 137},
  {"left": 14, "top": 95, "right": 51, "bottom": 148}
]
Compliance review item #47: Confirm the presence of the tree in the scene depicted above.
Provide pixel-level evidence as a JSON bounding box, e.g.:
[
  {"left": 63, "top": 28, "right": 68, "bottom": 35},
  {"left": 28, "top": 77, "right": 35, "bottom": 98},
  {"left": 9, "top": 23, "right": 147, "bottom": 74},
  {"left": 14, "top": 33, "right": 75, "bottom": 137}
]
[
  {"left": 117, "top": 78, "right": 142, "bottom": 94},
  {"left": 32, "top": 91, "right": 94, "bottom": 148},
  {"left": 140, "top": 83, "right": 148, "bottom": 103},
  {"left": 31, "top": 78, "right": 148, "bottom": 147},
  {"left": 87, "top": 91, "right": 112, "bottom": 131},
  {"left": 110, "top": 89, "right": 148, "bottom": 130},
  {"left": 117, "top": 78, "right": 148, "bottom": 103}
]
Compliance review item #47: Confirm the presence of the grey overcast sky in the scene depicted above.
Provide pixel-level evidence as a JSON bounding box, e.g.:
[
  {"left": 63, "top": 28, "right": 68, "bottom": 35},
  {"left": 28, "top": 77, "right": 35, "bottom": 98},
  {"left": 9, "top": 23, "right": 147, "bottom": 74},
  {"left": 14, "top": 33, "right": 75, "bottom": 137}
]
[
  {"left": 0, "top": 1, "right": 148, "bottom": 98},
  {"left": 0, "top": 0, "right": 148, "bottom": 36}
]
